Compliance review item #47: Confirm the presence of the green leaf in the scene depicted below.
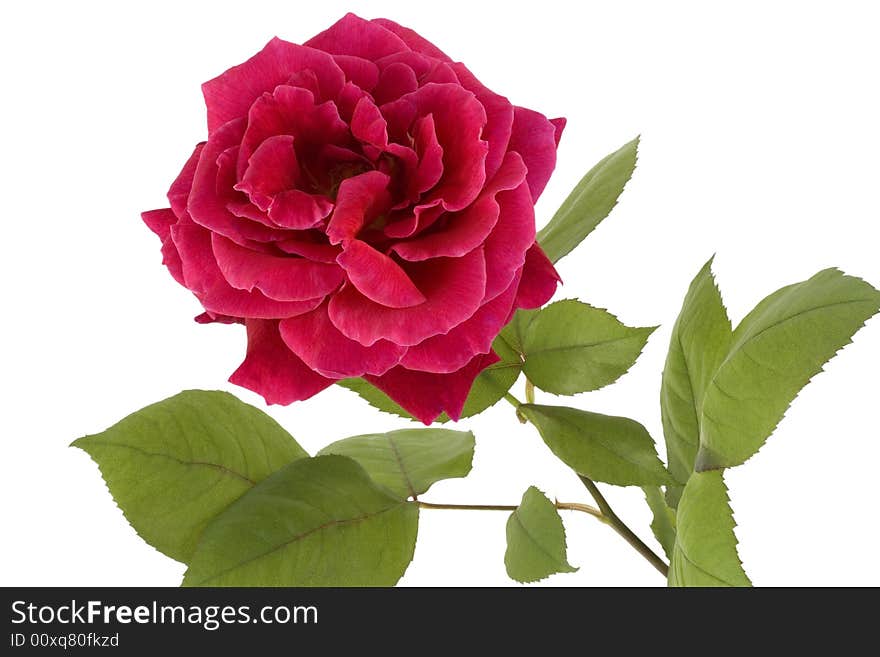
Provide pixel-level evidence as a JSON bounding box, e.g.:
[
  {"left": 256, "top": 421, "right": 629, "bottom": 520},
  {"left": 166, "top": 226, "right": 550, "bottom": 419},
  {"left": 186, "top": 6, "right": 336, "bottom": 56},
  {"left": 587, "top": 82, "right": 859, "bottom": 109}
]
[
  {"left": 660, "top": 259, "right": 732, "bottom": 506},
  {"left": 505, "top": 486, "right": 577, "bottom": 583},
  {"left": 519, "top": 404, "right": 671, "bottom": 486},
  {"left": 183, "top": 455, "right": 419, "bottom": 586},
  {"left": 668, "top": 470, "right": 750, "bottom": 587},
  {"left": 521, "top": 300, "right": 656, "bottom": 395},
  {"left": 339, "top": 329, "right": 523, "bottom": 423},
  {"left": 317, "top": 428, "right": 475, "bottom": 499},
  {"left": 71, "top": 390, "right": 307, "bottom": 563},
  {"left": 695, "top": 268, "right": 880, "bottom": 471},
  {"left": 642, "top": 486, "right": 676, "bottom": 560},
  {"left": 537, "top": 136, "right": 639, "bottom": 264}
]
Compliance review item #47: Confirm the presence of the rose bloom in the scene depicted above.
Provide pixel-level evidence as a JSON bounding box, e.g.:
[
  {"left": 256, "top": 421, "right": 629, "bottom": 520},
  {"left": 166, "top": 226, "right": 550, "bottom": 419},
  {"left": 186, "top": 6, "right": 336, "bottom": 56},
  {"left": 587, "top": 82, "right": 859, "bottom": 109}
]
[{"left": 142, "top": 13, "right": 563, "bottom": 424}]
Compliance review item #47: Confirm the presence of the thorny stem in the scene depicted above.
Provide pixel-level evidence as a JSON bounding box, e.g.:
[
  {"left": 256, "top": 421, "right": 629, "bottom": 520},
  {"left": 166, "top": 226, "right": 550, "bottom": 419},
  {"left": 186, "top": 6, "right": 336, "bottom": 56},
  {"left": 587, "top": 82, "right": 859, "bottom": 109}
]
[{"left": 417, "top": 500, "right": 604, "bottom": 520}]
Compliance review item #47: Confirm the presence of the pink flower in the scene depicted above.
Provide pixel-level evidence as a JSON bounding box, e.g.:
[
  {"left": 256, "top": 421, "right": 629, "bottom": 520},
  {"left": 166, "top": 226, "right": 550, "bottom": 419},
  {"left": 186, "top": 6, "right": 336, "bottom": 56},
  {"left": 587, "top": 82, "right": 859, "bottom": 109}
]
[{"left": 142, "top": 13, "right": 562, "bottom": 424}]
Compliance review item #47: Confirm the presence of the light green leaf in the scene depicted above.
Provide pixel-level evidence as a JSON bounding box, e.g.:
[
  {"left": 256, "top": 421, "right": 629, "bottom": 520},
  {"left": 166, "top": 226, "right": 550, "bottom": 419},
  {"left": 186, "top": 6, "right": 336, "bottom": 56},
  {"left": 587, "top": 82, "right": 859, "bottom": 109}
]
[
  {"left": 537, "top": 136, "right": 639, "bottom": 264},
  {"left": 519, "top": 404, "right": 671, "bottom": 486},
  {"left": 522, "top": 300, "right": 656, "bottom": 395},
  {"left": 183, "top": 455, "right": 419, "bottom": 586},
  {"left": 317, "top": 428, "right": 475, "bottom": 499},
  {"left": 505, "top": 486, "right": 577, "bottom": 583},
  {"left": 696, "top": 268, "right": 880, "bottom": 471},
  {"left": 669, "top": 470, "right": 750, "bottom": 587},
  {"left": 642, "top": 486, "right": 676, "bottom": 560},
  {"left": 71, "top": 390, "right": 307, "bottom": 563},
  {"left": 660, "top": 259, "right": 732, "bottom": 506},
  {"left": 339, "top": 330, "right": 523, "bottom": 423}
]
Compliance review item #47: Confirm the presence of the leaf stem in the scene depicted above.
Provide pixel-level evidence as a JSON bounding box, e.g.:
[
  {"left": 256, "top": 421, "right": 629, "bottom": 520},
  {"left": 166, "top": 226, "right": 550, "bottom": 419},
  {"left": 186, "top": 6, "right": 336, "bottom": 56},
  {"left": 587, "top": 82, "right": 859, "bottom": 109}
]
[
  {"left": 578, "top": 476, "right": 669, "bottom": 577},
  {"left": 524, "top": 378, "right": 536, "bottom": 404},
  {"left": 503, "top": 392, "right": 527, "bottom": 423},
  {"left": 417, "top": 499, "right": 603, "bottom": 520}
]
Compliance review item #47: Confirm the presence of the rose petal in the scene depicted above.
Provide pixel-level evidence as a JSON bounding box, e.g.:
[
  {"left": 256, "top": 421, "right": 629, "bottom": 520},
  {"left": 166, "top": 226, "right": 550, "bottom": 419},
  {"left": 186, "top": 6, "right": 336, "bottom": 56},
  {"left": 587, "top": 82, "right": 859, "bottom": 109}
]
[
  {"left": 383, "top": 200, "right": 444, "bottom": 239},
  {"left": 280, "top": 303, "right": 406, "bottom": 378},
  {"left": 230, "top": 319, "right": 335, "bottom": 405},
  {"left": 551, "top": 117, "right": 566, "bottom": 146},
  {"left": 171, "top": 221, "right": 322, "bottom": 318},
  {"left": 331, "top": 54, "right": 379, "bottom": 90},
  {"left": 202, "top": 37, "right": 346, "bottom": 133},
  {"left": 351, "top": 96, "right": 389, "bottom": 151},
  {"left": 366, "top": 351, "right": 500, "bottom": 424},
  {"left": 305, "top": 13, "right": 409, "bottom": 60},
  {"left": 372, "top": 61, "right": 419, "bottom": 105},
  {"left": 411, "top": 113, "right": 444, "bottom": 195},
  {"left": 325, "top": 170, "right": 392, "bottom": 244},
  {"left": 277, "top": 237, "right": 341, "bottom": 263},
  {"left": 337, "top": 239, "right": 426, "bottom": 308},
  {"left": 235, "top": 134, "right": 300, "bottom": 211},
  {"left": 513, "top": 243, "right": 561, "bottom": 309},
  {"left": 508, "top": 106, "right": 562, "bottom": 202},
  {"left": 167, "top": 143, "right": 204, "bottom": 217},
  {"left": 371, "top": 18, "right": 453, "bottom": 62},
  {"left": 328, "top": 247, "right": 486, "bottom": 346},
  {"left": 401, "top": 268, "right": 521, "bottom": 373},
  {"left": 142, "top": 208, "right": 177, "bottom": 241},
  {"left": 268, "top": 189, "right": 333, "bottom": 230},
  {"left": 482, "top": 178, "right": 537, "bottom": 301}
]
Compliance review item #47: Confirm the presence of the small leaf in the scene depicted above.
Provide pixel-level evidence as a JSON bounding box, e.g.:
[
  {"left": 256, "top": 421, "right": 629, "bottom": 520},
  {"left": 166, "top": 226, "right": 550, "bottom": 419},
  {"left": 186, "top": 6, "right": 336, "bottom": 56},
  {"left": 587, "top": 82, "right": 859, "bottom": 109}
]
[
  {"left": 71, "top": 390, "right": 307, "bottom": 563},
  {"left": 537, "top": 136, "right": 639, "bottom": 264},
  {"left": 505, "top": 486, "right": 577, "bottom": 583},
  {"left": 642, "top": 486, "right": 676, "bottom": 560},
  {"left": 339, "top": 330, "right": 523, "bottom": 423},
  {"left": 519, "top": 404, "right": 671, "bottom": 486},
  {"left": 696, "top": 268, "right": 880, "bottom": 470},
  {"left": 668, "top": 470, "right": 751, "bottom": 587},
  {"left": 522, "top": 300, "right": 655, "bottom": 395},
  {"left": 660, "top": 258, "right": 732, "bottom": 505},
  {"left": 317, "top": 428, "right": 475, "bottom": 499},
  {"left": 183, "top": 455, "right": 419, "bottom": 586}
]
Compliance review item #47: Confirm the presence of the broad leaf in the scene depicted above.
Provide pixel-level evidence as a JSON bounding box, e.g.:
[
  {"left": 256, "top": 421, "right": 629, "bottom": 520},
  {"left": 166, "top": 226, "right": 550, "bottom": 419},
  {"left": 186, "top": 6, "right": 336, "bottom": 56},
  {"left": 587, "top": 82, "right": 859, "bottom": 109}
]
[
  {"left": 519, "top": 404, "right": 671, "bottom": 486},
  {"left": 660, "top": 259, "right": 732, "bottom": 505},
  {"left": 642, "top": 486, "right": 676, "bottom": 560},
  {"left": 72, "top": 390, "right": 306, "bottom": 562},
  {"left": 696, "top": 268, "right": 880, "bottom": 470},
  {"left": 505, "top": 486, "right": 577, "bottom": 583},
  {"left": 668, "top": 470, "right": 750, "bottom": 587},
  {"left": 522, "top": 300, "right": 655, "bottom": 395},
  {"left": 183, "top": 455, "right": 419, "bottom": 586},
  {"left": 339, "top": 330, "right": 523, "bottom": 423},
  {"left": 537, "top": 136, "right": 639, "bottom": 263},
  {"left": 317, "top": 428, "right": 475, "bottom": 499}
]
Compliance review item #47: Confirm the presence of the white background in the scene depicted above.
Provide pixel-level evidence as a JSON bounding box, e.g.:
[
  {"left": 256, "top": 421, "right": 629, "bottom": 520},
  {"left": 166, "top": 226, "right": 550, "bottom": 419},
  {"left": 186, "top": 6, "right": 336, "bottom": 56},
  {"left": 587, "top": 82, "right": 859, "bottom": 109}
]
[{"left": 2, "top": 0, "right": 878, "bottom": 587}]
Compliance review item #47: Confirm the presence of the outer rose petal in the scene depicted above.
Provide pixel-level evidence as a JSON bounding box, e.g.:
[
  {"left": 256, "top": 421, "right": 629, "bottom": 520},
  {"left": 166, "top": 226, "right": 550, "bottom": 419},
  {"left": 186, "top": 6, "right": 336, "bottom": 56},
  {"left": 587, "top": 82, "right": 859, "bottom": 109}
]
[
  {"left": 514, "top": 243, "right": 561, "bottom": 309},
  {"left": 366, "top": 351, "right": 501, "bottom": 424},
  {"left": 230, "top": 319, "right": 335, "bottom": 404},
  {"left": 168, "top": 143, "right": 204, "bottom": 217},
  {"left": 328, "top": 248, "right": 487, "bottom": 347},
  {"left": 202, "top": 37, "right": 346, "bottom": 133},
  {"left": 211, "top": 233, "right": 344, "bottom": 302},
  {"left": 508, "top": 106, "right": 564, "bottom": 202},
  {"left": 305, "top": 13, "right": 410, "bottom": 60},
  {"left": 371, "top": 17, "right": 453, "bottom": 62},
  {"left": 482, "top": 179, "right": 538, "bottom": 301},
  {"left": 172, "top": 222, "right": 322, "bottom": 318},
  {"left": 400, "top": 268, "right": 521, "bottom": 373},
  {"left": 142, "top": 208, "right": 177, "bottom": 242},
  {"left": 336, "top": 239, "right": 426, "bottom": 308},
  {"left": 279, "top": 303, "right": 406, "bottom": 378}
]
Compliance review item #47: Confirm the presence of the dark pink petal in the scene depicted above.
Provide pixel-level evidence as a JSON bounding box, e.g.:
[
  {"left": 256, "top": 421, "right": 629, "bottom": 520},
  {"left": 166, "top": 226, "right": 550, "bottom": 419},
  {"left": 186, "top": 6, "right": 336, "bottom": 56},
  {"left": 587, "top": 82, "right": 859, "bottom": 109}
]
[
  {"left": 268, "top": 189, "right": 333, "bottom": 230},
  {"left": 371, "top": 18, "right": 452, "bottom": 62},
  {"left": 374, "top": 51, "right": 436, "bottom": 80},
  {"left": 167, "top": 143, "right": 204, "bottom": 217},
  {"left": 226, "top": 198, "right": 273, "bottom": 226},
  {"left": 229, "top": 319, "right": 335, "bottom": 405},
  {"left": 482, "top": 178, "right": 537, "bottom": 302},
  {"left": 171, "top": 222, "right": 321, "bottom": 318},
  {"left": 514, "top": 243, "right": 561, "bottom": 309},
  {"left": 452, "top": 63, "right": 514, "bottom": 182},
  {"left": 420, "top": 61, "right": 460, "bottom": 85},
  {"left": 372, "top": 61, "right": 419, "bottom": 105},
  {"left": 328, "top": 247, "right": 486, "bottom": 346},
  {"left": 195, "top": 311, "right": 241, "bottom": 325},
  {"left": 142, "top": 208, "right": 177, "bottom": 241},
  {"left": 508, "top": 106, "right": 562, "bottom": 202},
  {"left": 551, "top": 117, "right": 566, "bottom": 145},
  {"left": 212, "top": 233, "right": 343, "bottom": 302},
  {"left": 326, "top": 171, "right": 391, "bottom": 244},
  {"left": 382, "top": 83, "right": 488, "bottom": 211},
  {"left": 401, "top": 269, "right": 521, "bottom": 373},
  {"left": 351, "top": 96, "right": 388, "bottom": 152},
  {"left": 279, "top": 303, "right": 406, "bottom": 378},
  {"left": 383, "top": 200, "right": 444, "bottom": 239},
  {"left": 305, "top": 13, "right": 409, "bottom": 60},
  {"left": 202, "top": 38, "right": 345, "bottom": 133},
  {"left": 337, "top": 239, "right": 426, "bottom": 308},
  {"left": 331, "top": 54, "right": 379, "bottom": 90},
  {"left": 277, "top": 237, "right": 341, "bottom": 263},
  {"left": 411, "top": 113, "right": 444, "bottom": 195},
  {"left": 334, "top": 81, "right": 368, "bottom": 122},
  {"left": 235, "top": 134, "right": 300, "bottom": 211},
  {"left": 366, "top": 351, "right": 500, "bottom": 424}
]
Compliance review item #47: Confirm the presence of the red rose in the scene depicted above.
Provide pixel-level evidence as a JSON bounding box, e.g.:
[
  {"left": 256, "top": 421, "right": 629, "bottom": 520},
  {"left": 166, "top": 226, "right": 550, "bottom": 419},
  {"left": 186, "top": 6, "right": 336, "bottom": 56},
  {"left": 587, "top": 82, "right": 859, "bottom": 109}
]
[{"left": 142, "top": 13, "right": 563, "bottom": 424}]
